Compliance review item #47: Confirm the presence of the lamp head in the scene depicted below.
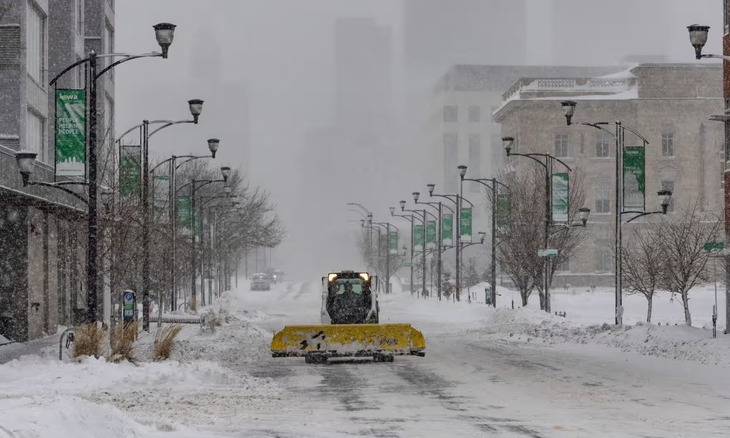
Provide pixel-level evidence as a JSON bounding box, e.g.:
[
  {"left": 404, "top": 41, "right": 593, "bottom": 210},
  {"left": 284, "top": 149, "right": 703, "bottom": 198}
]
[
  {"left": 561, "top": 101, "right": 577, "bottom": 126},
  {"left": 389, "top": 206, "right": 395, "bottom": 216},
  {"left": 399, "top": 200, "right": 406, "bottom": 211},
  {"left": 577, "top": 207, "right": 591, "bottom": 226},
  {"left": 687, "top": 24, "right": 710, "bottom": 59},
  {"left": 427, "top": 183, "right": 435, "bottom": 196},
  {"left": 208, "top": 138, "right": 220, "bottom": 158},
  {"left": 658, "top": 190, "right": 673, "bottom": 214},
  {"left": 478, "top": 231, "right": 486, "bottom": 244},
  {"left": 412, "top": 192, "right": 420, "bottom": 202},
  {"left": 458, "top": 165, "right": 467, "bottom": 178},
  {"left": 188, "top": 99, "right": 204, "bottom": 123},
  {"left": 502, "top": 137, "right": 514, "bottom": 156},
  {"left": 153, "top": 23, "right": 176, "bottom": 59},
  {"left": 15, "top": 151, "right": 37, "bottom": 187},
  {"left": 220, "top": 165, "right": 231, "bottom": 182}
]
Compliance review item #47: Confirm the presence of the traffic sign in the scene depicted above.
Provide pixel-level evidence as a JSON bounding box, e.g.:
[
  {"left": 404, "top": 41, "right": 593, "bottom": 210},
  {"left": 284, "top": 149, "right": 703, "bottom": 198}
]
[
  {"left": 538, "top": 249, "right": 558, "bottom": 257},
  {"left": 403, "top": 263, "right": 418, "bottom": 268},
  {"left": 704, "top": 242, "right": 725, "bottom": 251}
]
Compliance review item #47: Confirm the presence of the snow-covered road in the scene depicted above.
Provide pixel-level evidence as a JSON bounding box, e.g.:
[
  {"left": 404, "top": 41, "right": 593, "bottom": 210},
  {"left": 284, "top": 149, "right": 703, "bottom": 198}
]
[{"left": 205, "top": 281, "right": 730, "bottom": 437}]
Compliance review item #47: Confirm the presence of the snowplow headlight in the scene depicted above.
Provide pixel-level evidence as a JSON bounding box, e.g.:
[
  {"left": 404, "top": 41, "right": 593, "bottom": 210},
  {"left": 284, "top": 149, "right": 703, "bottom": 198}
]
[
  {"left": 328, "top": 273, "right": 338, "bottom": 282},
  {"left": 359, "top": 273, "right": 369, "bottom": 282}
]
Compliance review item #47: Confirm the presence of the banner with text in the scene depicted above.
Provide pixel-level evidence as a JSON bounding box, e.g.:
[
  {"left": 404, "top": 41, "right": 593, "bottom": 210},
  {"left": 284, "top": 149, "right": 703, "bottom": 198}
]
[
  {"left": 56, "top": 89, "right": 86, "bottom": 177},
  {"left": 442, "top": 214, "right": 453, "bottom": 246},
  {"left": 623, "top": 147, "right": 646, "bottom": 211},
  {"left": 389, "top": 231, "right": 398, "bottom": 255},
  {"left": 120, "top": 146, "right": 141, "bottom": 199},
  {"left": 414, "top": 224, "right": 424, "bottom": 251},
  {"left": 497, "top": 194, "right": 511, "bottom": 228},
  {"left": 177, "top": 196, "right": 191, "bottom": 232},
  {"left": 552, "top": 173, "right": 569, "bottom": 223},
  {"left": 460, "top": 208, "right": 472, "bottom": 242},
  {"left": 426, "top": 220, "right": 437, "bottom": 250}
]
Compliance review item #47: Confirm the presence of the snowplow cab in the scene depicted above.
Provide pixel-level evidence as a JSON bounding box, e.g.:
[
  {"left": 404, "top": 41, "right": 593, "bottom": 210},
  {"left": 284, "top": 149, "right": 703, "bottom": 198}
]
[{"left": 323, "top": 271, "right": 378, "bottom": 325}]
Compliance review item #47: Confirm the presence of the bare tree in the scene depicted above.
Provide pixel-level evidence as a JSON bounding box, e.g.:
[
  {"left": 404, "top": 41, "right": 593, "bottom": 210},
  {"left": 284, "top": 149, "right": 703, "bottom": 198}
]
[
  {"left": 653, "top": 198, "right": 722, "bottom": 326},
  {"left": 621, "top": 227, "right": 662, "bottom": 323},
  {"left": 490, "top": 165, "right": 588, "bottom": 310},
  {"left": 357, "top": 230, "right": 404, "bottom": 293}
]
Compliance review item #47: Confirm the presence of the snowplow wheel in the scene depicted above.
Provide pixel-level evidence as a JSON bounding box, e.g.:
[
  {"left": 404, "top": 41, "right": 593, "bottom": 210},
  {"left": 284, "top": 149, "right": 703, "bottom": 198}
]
[{"left": 373, "top": 354, "right": 394, "bottom": 363}]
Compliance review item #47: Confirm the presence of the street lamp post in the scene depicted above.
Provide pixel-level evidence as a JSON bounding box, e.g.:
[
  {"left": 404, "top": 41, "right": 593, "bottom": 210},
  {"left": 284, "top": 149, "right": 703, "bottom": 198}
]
[
  {"left": 686, "top": 24, "right": 730, "bottom": 332},
  {"left": 402, "top": 198, "right": 437, "bottom": 298},
  {"left": 46, "top": 23, "right": 177, "bottom": 325},
  {"left": 117, "top": 102, "right": 206, "bottom": 331},
  {"left": 417, "top": 189, "right": 454, "bottom": 301},
  {"left": 559, "top": 101, "right": 651, "bottom": 325},
  {"left": 391, "top": 206, "right": 417, "bottom": 296},
  {"left": 458, "top": 170, "right": 510, "bottom": 307},
  {"left": 190, "top": 168, "right": 230, "bottom": 309},
  {"left": 503, "top": 136, "right": 573, "bottom": 313},
  {"left": 428, "top": 188, "right": 474, "bottom": 301}
]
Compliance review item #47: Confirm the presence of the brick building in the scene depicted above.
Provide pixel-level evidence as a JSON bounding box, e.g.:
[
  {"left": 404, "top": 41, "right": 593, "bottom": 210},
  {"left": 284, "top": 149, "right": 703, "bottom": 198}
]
[{"left": 0, "top": 0, "right": 114, "bottom": 342}]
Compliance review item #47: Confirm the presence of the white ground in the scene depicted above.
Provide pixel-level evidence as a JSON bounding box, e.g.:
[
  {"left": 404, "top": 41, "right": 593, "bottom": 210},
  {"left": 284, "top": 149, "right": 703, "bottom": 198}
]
[{"left": 3, "top": 279, "right": 730, "bottom": 437}]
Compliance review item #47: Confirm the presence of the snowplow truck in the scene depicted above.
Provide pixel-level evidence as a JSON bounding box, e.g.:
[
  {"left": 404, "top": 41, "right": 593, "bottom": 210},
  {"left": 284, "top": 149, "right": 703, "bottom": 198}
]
[{"left": 271, "top": 271, "right": 426, "bottom": 363}]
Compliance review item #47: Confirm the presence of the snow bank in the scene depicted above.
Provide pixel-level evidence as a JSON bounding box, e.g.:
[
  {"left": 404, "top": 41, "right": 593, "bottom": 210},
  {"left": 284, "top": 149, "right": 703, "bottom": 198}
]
[
  {"left": 0, "top": 395, "right": 199, "bottom": 438},
  {"left": 476, "top": 306, "right": 730, "bottom": 367}
]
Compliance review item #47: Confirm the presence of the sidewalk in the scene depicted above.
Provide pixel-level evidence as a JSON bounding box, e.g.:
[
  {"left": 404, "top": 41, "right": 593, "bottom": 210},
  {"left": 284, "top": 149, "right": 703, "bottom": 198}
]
[{"left": 0, "top": 332, "right": 61, "bottom": 365}]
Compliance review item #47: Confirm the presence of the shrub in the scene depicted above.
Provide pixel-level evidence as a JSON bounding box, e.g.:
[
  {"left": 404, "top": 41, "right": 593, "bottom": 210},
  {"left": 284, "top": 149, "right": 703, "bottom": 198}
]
[
  {"left": 153, "top": 325, "right": 183, "bottom": 361},
  {"left": 110, "top": 320, "right": 138, "bottom": 364},
  {"left": 72, "top": 323, "right": 106, "bottom": 360}
]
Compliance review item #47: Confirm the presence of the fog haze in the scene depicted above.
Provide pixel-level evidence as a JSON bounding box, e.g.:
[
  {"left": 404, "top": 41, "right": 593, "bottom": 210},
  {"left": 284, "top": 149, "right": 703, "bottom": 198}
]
[{"left": 115, "top": 0, "right": 721, "bottom": 279}]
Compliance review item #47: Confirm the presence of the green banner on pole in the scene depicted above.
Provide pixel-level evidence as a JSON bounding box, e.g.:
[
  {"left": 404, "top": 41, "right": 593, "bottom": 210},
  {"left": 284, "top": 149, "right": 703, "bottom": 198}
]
[
  {"left": 389, "top": 231, "right": 398, "bottom": 255},
  {"left": 442, "top": 214, "right": 453, "bottom": 246},
  {"left": 497, "top": 194, "right": 511, "bottom": 228},
  {"left": 552, "top": 173, "right": 569, "bottom": 223},
  {"left": 120, "top": 146, "right": 141, "bottom": 199},
  {"left": 177, "top": 196, "right": 191, "bottom": 231},
  {"left": 414, "top": 225, "right": 424, "bottom": 251},
  {"left": 55, "top": 89, "right": 86, "bottom": 177},
  {"left": 194, "top": 209, "right": 200, "bottom": 241},
  {"left": 460, "top": 208, "right": 472, "bottom": 241},
  {"left": 153, "top": 175, "right": 169, "bottom": 221},
  {"left": 426, "top": 220, "right": 437, "bottom": 250},
  {"left": 624, "top": 147, "right": 646, "bottom": 211}
]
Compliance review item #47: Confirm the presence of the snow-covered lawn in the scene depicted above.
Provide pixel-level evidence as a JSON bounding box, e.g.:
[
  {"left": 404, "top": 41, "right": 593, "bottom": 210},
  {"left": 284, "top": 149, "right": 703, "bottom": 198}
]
[{"left": 0, "top": 288, "right": 283, "bottom": 438}]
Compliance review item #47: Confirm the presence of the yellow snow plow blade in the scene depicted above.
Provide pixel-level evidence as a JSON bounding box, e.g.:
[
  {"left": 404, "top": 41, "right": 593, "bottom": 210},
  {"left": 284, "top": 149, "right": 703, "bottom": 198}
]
[{"left": 271, "top": 324, "right": 425, "bottom": 358}]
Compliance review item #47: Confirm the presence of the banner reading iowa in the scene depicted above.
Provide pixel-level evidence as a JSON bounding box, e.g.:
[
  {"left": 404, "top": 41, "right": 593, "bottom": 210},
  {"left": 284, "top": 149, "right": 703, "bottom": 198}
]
[
  {"left": 414, "top": 224, "right": 424, "bottom": 251},
  {"left": 56, "top": 89, "right": 86, "bottom": 177},
  {"left": 442, "top": 214, "right": 453, "bottom": 246}
]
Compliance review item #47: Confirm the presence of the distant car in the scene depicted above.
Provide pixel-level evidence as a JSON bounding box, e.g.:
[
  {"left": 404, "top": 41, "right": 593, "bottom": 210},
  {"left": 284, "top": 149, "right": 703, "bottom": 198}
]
[{"left": 251, "top": 273, "right": 271, "bottom": 291}]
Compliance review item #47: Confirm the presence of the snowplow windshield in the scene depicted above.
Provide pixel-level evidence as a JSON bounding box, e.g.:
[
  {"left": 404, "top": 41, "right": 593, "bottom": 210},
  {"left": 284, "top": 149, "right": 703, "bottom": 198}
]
[{"left": 332, "top": 278, "right": 363, "bottom": 294}]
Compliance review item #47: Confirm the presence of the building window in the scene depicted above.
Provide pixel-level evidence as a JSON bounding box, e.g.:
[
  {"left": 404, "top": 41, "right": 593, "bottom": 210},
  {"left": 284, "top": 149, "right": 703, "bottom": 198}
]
[
  {"left": 26, "top": 1, "right": 45, "bottom": 84},
  {"left": 444, "top": 133, "right": 458, "bottom": 192},
  {"left": 76, "top": 0, "right": 83, "bottom": 35},
  {"left": 104, "top": 21, "right": 115, "bottom": 81},
  {"left": 661, "top": 132, "right": 675, "bottom": 157},
  {"left": 468, "top": 134, "right": 481, "bottom": 193},
  {"left": 595, "top": 247, "right": 613, "bottom": 272},
  {"left": 468, "top": 106, "right": 481, "bottom": 123},
  {"left": 443, "top": 106, "right": 458, "bottom": 123},
  {"left": 595, "top": 131, "right": 610, "bottom": 158},
  {"left": 725, "top": 0, "right": 729, "bottom": 35},
  {"left": 26, "top": 109, "right": 46, "bottom": 163},
  {"left": 661, "top": 180, "right": 675, "bottom": 212},
  {"left": 594, "top": 179, "right": 611, "bottom": 213},
  {"left": 554, "top": 132, "right": 569, "bottom": 158}
]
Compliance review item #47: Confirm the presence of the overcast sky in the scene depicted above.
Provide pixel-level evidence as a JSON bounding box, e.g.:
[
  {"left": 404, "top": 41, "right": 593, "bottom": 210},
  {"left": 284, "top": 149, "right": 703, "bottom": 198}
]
[{"left": 116, "top": 1, "right": 721, "bottom": 279}]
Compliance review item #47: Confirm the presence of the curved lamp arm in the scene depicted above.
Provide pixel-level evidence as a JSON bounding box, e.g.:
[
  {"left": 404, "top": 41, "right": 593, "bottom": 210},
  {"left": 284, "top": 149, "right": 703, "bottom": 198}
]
[
  {"left": 175, "top": 155, "right": 212, "bottom": 170},
  {"left": 27, "top": 181, "right": 89, "bottom": 205},
  {"left": 95, "top": 52, "right": 162, "bottom": 80}
]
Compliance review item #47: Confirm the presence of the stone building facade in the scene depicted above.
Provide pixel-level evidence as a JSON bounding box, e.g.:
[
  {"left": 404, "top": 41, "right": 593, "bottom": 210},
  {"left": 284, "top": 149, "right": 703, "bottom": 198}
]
[
  {"left": 494, "top": 64, "right": 724, "bottom": 287},
  {"left": 0, "top": 0, "right": 114, "bottom": 342}
]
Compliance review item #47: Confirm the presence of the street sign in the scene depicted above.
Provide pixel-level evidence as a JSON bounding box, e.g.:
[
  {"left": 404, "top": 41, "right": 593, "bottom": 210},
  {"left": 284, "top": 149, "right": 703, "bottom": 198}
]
[
  {"left": 404, "top": 263, "right": 418, "bottom": 268},
  {"left": 123, "top": 291, "right": 136, "bottom": 322},
  {"left": 538, "top": 249, "right": 558, "bottom": 257},
  {"left": 704, "top": 242, "right": 725, "bottom": 251}
]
